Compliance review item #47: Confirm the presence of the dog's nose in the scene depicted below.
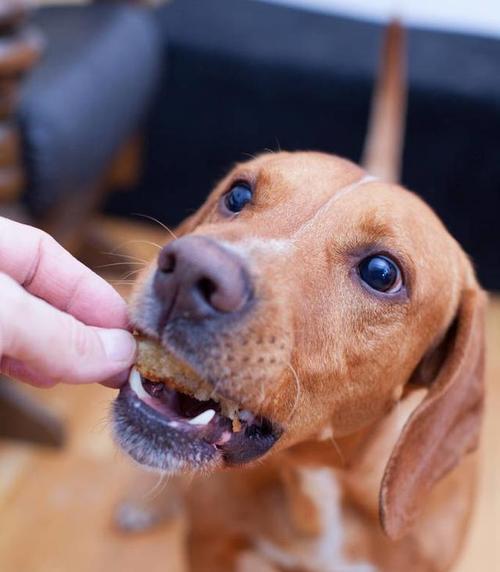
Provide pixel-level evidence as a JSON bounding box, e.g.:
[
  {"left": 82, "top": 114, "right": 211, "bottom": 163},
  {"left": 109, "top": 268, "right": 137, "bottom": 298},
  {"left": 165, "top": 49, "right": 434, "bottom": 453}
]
[{"left": 154, "top": 236, "right": 251, "bottom": 322}]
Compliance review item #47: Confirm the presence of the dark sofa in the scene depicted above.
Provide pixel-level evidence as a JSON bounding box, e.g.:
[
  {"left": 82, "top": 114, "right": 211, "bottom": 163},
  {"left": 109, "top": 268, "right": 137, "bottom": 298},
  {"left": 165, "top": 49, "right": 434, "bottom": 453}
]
[{"left": 107, "top": 0, "right": 500, "bottom": 288}]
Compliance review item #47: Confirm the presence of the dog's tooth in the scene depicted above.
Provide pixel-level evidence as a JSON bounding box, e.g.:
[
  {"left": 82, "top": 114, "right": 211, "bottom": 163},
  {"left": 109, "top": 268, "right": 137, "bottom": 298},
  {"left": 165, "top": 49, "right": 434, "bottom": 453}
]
[
  {"left": 215, "top": 431, "right": 232, "bottom": 445},
  {"left": 188, "top": 409, "right": 216, "bottom": 426},
  {"left": 129, "top": 367, "right": 149, "bottom": 400}
]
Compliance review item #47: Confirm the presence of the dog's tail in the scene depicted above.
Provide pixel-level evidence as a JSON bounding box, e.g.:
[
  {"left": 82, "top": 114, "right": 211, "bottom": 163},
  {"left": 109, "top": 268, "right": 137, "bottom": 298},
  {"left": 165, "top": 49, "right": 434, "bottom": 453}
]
[{"left": 361, "top": 21, "right": 407, "bottom": 184}]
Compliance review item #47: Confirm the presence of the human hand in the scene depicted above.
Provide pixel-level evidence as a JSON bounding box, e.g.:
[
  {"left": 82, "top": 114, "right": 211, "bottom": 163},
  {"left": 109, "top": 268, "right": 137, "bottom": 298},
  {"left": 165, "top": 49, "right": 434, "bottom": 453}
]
[{"left": 0, "top": 217, "right": 136, "bottom": 388}]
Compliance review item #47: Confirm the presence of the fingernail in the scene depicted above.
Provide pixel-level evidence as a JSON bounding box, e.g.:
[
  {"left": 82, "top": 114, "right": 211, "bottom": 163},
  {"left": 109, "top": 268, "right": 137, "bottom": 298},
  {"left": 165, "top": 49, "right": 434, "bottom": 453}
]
[{"left": 98, "top": 329, "right": 137, "bottom": 363}]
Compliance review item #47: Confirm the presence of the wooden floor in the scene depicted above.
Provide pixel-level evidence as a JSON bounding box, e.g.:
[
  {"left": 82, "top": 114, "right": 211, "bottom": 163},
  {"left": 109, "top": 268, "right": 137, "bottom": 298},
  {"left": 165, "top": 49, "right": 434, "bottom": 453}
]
[{"left": 0, "top": 219, "right": 498, "bottom": 572}]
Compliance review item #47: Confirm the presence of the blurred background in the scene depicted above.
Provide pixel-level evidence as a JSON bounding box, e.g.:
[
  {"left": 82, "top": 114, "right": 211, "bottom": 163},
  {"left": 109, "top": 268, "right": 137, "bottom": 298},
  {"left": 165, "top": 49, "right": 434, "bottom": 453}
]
[{"left": 0, "top": 0, "right": 498, "bottom": 570}]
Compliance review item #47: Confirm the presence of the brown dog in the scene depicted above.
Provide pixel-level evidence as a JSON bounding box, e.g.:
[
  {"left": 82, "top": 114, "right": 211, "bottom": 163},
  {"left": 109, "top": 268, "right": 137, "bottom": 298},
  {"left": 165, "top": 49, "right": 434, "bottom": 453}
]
[{"left": 112, "top": 25, "right": 485, "bottom": 572}]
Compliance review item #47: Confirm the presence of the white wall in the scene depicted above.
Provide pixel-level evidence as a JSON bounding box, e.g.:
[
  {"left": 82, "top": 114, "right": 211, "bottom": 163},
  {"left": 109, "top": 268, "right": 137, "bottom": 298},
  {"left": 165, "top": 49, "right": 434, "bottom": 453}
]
[{"left": 259, "top": 0, "right": 500, "bottom": 39}]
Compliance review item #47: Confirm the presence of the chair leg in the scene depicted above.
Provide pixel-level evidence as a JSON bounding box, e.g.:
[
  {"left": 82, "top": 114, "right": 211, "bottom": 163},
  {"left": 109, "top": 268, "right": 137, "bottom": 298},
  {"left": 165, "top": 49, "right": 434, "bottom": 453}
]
[{"left": 0, "top": 377, "right": 65, "bottom": 448}]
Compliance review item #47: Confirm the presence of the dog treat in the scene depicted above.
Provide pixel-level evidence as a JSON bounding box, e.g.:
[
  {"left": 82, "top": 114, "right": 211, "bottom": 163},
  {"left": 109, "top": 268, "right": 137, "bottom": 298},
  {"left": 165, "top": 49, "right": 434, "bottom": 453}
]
[
  {"left": 136, "top": 336, "right": 241, "bottom": 425},
  {"left": 136, "top": 336, "right": 207, "bottom": 392}
]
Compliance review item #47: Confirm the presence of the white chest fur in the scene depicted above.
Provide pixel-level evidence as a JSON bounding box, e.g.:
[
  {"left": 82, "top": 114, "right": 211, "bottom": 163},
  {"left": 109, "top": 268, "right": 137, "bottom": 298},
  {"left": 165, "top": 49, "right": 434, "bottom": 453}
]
[{"left": 256, "top": 467, "right": 378, "bottom": 572}]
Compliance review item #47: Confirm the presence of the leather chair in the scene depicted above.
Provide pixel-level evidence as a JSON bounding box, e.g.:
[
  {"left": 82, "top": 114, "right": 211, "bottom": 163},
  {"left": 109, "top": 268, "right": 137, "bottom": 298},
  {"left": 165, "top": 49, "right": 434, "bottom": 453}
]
[{"left": 1, "top": 0, "right": 162, "bottom": 250}]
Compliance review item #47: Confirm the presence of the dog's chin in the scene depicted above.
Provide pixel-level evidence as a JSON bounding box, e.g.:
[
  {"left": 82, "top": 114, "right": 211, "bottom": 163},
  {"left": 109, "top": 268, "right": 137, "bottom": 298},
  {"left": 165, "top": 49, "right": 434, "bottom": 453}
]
[{"left": 112, "top": 368, "right": 281, "bottom": 473}]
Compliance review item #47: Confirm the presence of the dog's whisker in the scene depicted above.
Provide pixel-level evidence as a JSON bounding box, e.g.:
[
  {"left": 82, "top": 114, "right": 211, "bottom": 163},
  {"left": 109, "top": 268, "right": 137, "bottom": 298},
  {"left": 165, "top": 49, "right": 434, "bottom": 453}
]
[
  {"left": 259, "top": 381, "right": 265, "bottom": 408},
  {"left": 183, "top": 472, "right": 196, "bottom": 488},
  {"left": 242, "top": 151, "right": 257, "bottom": 160},
  {"left": 106, "top": 276, "right": 140, "bottom": 288},
  {"left": 108, "top": 280, "right": 137, "bottom": 287},
  {"left": 120, "top": 268, "right": 145, "bottom": 281},
  {"left": 329, "top": 433, "right": 346, "bottom": 467},
  {"left": 101, "top": 251, "right": 149, "bottom": 264},
  {"left": 286, "top": 362, "right": 302, "bottom": 423},
  {"left": 132, "top": 212, "right": 178, "bottom": 240},
  {"left": 127, "top": 239, "right": 163, "bottom": 250},
  {"left": 90, "top": 414, "right": 111, "bottom": 433},
  {"left": 143, "top": 471, "right": 170, "bottom": 500},
  {"left": 96, "top": 261, "right": 146, "bottom": 270},
  {"left": 109, "top": 239, "right": 163, "bottom": 254}
]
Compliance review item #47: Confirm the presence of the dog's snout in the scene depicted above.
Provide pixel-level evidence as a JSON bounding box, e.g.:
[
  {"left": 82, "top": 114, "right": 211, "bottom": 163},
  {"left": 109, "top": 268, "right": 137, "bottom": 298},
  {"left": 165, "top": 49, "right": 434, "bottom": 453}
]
[{"left": 154, "top": 236, "right": 251, "bottom": 322}]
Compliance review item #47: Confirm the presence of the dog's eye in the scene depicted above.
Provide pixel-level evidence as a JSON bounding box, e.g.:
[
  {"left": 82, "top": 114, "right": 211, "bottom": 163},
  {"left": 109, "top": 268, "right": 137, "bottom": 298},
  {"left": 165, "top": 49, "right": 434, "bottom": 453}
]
[
  {"left": 224, "top": 183, "right": 252, "bottom": 213},
  {"left": 358, "top": 255, "right": 402, "bottom": 294}
]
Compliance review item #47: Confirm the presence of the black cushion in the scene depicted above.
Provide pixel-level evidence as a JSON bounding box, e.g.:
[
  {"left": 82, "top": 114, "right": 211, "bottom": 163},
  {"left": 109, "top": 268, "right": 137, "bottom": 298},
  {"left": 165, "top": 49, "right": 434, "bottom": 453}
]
[
  {"left": 108, "top": 0, "right": 380, "bottom": 223},
  {"left": 18, "top": 4, "right": 162, "bottom": 215},
  {"left": 107, "top": 0, "right": 500, "bottom": 289}
]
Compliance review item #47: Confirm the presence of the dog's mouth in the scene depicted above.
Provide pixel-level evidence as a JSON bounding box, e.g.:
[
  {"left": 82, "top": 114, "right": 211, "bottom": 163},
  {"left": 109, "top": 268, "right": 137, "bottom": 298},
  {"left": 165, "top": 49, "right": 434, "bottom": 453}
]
[{"left": 112, "top": 360, "right": 281, "bottom": 473}]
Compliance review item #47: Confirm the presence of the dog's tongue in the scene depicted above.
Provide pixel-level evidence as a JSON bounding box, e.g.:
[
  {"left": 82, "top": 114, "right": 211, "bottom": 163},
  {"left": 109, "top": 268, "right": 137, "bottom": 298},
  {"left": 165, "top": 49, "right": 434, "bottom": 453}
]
[
  {"left": 125, "top": 366, "right": 280, "bottom": 466},
  {"left": 132, "top": 370, "right": 234, "bottom": 443}
]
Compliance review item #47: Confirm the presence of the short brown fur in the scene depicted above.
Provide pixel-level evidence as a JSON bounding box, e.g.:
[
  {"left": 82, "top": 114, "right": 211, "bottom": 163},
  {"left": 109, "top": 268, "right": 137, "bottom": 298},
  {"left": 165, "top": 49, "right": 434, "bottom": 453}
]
[{"left": 122, "top": 150, "right": 485, "bottom": 571}]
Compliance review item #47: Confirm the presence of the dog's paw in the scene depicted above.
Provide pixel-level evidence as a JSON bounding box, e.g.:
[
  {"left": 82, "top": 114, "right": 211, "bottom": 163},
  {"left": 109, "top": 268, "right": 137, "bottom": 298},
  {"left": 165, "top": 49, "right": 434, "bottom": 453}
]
[
  {"left": 236, "top": 550, "right": 282, "bottom": 572},
  {"left": 114, "top": 500, "right": 170, "bottom": 533}
]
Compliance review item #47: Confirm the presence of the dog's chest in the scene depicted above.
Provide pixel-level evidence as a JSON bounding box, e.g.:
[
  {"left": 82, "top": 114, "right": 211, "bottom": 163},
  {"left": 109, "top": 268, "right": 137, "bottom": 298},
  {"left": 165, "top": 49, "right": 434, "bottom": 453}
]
[{"left": 255, "top": 467, "right": 378, "bottom": 572}]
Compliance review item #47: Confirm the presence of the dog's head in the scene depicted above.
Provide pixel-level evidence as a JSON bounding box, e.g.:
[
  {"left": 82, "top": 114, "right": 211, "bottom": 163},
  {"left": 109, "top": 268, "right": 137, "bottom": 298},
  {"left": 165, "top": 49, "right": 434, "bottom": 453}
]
[{"left": 113, "top": 151, "right": 484, "bottom": 537}]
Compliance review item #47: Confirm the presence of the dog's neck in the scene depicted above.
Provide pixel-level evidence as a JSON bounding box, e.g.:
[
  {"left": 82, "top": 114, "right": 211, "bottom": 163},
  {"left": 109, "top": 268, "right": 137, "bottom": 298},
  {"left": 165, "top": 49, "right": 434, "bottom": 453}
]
[{"left": 277, "top": 388, "right": 427, "bottom": 526}]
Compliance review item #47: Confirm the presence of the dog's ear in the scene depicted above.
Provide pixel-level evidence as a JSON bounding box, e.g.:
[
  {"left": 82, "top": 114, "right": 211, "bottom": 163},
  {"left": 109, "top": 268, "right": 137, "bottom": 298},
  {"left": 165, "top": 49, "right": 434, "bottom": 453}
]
[{"left": 380, "top": 288, "right": 486, "bottom": 540}]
